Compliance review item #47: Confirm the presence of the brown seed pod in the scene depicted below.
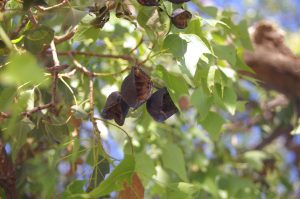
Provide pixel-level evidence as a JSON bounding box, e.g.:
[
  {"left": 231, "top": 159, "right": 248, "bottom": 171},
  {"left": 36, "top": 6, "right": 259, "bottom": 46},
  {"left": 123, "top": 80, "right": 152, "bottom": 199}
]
[
  {"left": 101, "top": 91, "right": 129, "bottom": 126},
  {"left": 121, "top": 67, "right": 152, "bottom": 109},
  {"left": 137, "top": 0, "right": 160, "bottom": 6},
  {"left": 167, "top": 0, "right": 191, "bottom": 4},
  {"left": 146, "top": 88, "right": 178, "bottom": 122},
  {"left": 116, "top": 2, "right": 132, "bottom": 18},
  {"left": 89, "top": 5, "right": 110, "bottom": 29},
  {"left": 171, "top": 8, "right": 192, "bottom": 29}
]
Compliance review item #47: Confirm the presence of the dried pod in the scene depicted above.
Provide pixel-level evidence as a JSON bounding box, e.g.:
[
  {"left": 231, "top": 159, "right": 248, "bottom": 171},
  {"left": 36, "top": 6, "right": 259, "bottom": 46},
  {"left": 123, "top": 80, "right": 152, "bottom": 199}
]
[
  {"left": 101, "top": 91, "right": 129, "bottom": 126},
  {"left": 116, "top": 2, "right": 132, "bottom": 18},
  {"left": 90, "top": 5, "right": 110, "bottom": 29},
  {"left": 121, "top": 67, "right": 152, "bottom": 109},
  {"left": 146, "top": 88, "right": 178, "bottom": 122},
  {"left": 137, "top": 0, "right": 160, "bottom": 6},
  {"left": 167, "top": 0, "right": 191, "bottom": 4},
  {"left": 171, "top": 8, "right": 192, "bottom": 29}
]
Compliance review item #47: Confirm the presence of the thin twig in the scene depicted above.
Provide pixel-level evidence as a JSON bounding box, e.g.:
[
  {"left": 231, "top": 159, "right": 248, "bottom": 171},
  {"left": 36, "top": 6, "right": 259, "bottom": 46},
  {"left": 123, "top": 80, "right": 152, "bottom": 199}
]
[
  {"left": 71, "top": 56, "right": 129, "bottom": 77},
  {"left": 0, "top": 103, "right": 53, "bottom": 119},
  {"left": 22, "top": 103, "right": 53, "bottom": 117},
  {"left": 47, "top": 64, "right": 69, "bottom": 72},
  {"left": 72, "top": 58, "right": 93, "bottom": 77},
  {"left": 50, "top": 41, "right": 60, "bottom": 105},
  {"left": 128, "top": 37, "right": 143, "bottom": 54},
  {"left": 54, "top": 50, "right": 134, "bottom": 61},
  {"left": 54, "top": 27, "right": 77, "bottom": 44},
  {"left": 36, "top": 0, "right": 69, "bottom": 11}
]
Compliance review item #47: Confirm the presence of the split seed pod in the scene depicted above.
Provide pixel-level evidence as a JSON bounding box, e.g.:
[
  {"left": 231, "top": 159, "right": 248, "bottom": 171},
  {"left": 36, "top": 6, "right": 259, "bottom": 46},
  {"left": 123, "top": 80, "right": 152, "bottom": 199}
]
[
  {"left": 167, "top": 0, "right": 191, "bottom": 4},
  {"left": 137, "top": 0, "right": 160, "bottom": 6},
  {"left": 101, "top": 91, "right": 129, "bottom": 126},
  {"left": 171, "top": 8, "right": 192, "bottom": 29},
  {"left": 121, "top": 67, "right": 152, "bottom": 109},
  {"left": 146, "top": 88, "right": 178, "bottom": 122}
]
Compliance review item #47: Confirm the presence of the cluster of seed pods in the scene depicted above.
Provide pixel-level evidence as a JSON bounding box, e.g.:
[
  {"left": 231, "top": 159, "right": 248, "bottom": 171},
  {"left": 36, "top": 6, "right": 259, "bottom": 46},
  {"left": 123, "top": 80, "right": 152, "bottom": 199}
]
[
  {"left": 137, "top": 0, "right": 192, "bottom": 29},
  {"left": 101, "top": 67, "right": 178, "bottom": 126}
]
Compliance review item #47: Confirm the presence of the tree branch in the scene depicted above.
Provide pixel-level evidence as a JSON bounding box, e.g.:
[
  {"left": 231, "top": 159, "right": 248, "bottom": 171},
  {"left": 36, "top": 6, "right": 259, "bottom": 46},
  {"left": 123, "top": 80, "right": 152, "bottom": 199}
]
[
  {"left": 0, "top": 139, "right": 17, "bottom": 199},
  {"left": 54, "top": 27, "right": 77, "bottom": 44},
  {"left": 253, "top": 126, "right": 293, "bottom": 150},
  {"left": 36, "top": 0, "right": 69, "bottom": 11},
  {"left": 50, "top": 41, "right": 60, "bottom": 105},
  {"left": 54, "top": 50, "right": 134, "bottom": 61}
]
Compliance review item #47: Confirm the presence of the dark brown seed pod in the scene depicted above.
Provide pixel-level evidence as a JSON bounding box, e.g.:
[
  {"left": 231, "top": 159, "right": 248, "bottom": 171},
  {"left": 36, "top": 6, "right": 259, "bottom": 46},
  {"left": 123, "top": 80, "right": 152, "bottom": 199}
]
[
  {"left": 146, "top": 88, "right": 178, "bottom": 122},
  {"left": 171, "top": 8, "right": 192, "bottom": 29},
  {"left": 101, "top": 91, "right": 129, "bottom": 126},
  {"left": 121, "top": 67, "right": 152, "bottom": 109},
  {"left": 137, "top": 0, "right": 160, "bottom": 6},
  {"left": 90, "top": 5, "right": 110, "bottom": 29},
  {"left": 167, "top": 0, "right": 191, "bottom": 4}
]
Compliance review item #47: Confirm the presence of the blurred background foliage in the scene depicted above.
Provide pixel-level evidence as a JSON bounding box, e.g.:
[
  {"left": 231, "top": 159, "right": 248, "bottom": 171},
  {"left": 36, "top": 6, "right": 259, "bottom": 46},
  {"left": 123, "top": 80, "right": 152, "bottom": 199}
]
[{"left": 0, "top": 0, "right": 300, "bottom": 198}]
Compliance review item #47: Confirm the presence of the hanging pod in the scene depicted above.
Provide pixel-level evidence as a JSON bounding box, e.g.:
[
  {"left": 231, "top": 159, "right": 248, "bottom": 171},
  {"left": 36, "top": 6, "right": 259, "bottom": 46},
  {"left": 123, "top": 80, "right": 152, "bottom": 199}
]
[
  {"left": 101, "top": 91, "right": 129, "bottom": 126},
  {"left": 167, "top": 0, "right": 191, "bottom": 4},
  {"left": 171, "top": 8, "right": 192, "bottom": 29},
  {"left": 146, "top": 88, "right": 178, "bottom": 122},
  {"left": 121, "top": 67, "right": 152, "bottom": 109},
  {"left": 137, "top": 0, "right": 160, "bottom": 6}
]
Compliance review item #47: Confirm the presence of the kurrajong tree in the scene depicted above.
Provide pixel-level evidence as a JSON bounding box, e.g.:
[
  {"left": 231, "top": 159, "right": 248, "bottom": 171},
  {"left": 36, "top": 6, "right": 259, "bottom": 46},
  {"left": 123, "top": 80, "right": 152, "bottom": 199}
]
[{"left": 0, "top": 0, "right": 299, "bottom": 198}]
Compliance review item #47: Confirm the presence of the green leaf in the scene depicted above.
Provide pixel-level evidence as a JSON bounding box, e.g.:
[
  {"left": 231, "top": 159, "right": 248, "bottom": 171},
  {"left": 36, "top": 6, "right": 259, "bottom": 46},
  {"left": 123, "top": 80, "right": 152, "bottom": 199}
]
[
  {"left": 73, "top": 14, "right": 100, "bottom": 41},
  {"left": 86, "top": 156, "right": 110, "bottom": 192},
  {"left": 88, "top": 154, "right": 135, "bottom": 197},
  {"left": 185, "top": 17, "right": 212, "bottom": 51},
  {"left": 213, "top": 44, "right": 236, "bottom": 66},
  {"left": 162, "top": 143, "right": 187, "bottom": 181},
  {"left": 44, "top": 123, "right": 69, "bottom": 144},
  {"left": 218, "top": 175, "right": 255, "bottom": 197},
  {"left": 223, "top": 86, "right": 237, "bottom": 115},
  {"left": 244, "top": 151, "right": 267, "bottom": 170},
  {"left": 163, "top": 34, "right": 187, "bottom": 58},
  {"left": 177, "top": 182, "right": 200, "bottom": 195},
  {"left": 191, "top": 88, "right": 212, "bottom": 120},
  {"left": 179, "top": 34, "right": 211, "bottom": 76},
  {"left": 235, "top": 20, "right": 253, "bottom": 50},
  {"left": 198, "top": 5, "right": 218, "bottom": 17},
  {"left": 135, "top": 152, "right": 156, "bottom": 184},
  {"left": 201, "top": 111, "right": 225, "bottom": 141},
  {"left": 24, "top": 25, "right": 54, "bottom": 53},
  {"left": 0, "top": 53, "right": 48, "bottom": 86},
  {"left": 207, "top": 65, "right": 218, "bottom": 93},
  {"left": 61, "top": 180, "right": 86, "bottom": 199}
]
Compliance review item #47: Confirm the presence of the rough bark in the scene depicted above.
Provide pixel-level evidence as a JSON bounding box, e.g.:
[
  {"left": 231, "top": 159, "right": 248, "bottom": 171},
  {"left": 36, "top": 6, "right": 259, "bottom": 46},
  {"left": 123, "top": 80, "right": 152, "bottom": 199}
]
[{"left": 0, "top": 140, "right": 17, "bottom": 199}]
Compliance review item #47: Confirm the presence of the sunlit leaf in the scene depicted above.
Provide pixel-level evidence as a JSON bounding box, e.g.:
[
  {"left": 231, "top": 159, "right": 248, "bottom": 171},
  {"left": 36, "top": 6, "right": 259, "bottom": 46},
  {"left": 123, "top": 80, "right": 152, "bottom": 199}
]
[
  {"left": 162, "top": 143, "right": 187, "bottom": 181},
  {"left": 0, "top": 53, "right": 48, "bottom": 86}
]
